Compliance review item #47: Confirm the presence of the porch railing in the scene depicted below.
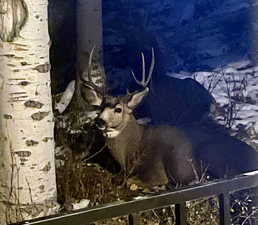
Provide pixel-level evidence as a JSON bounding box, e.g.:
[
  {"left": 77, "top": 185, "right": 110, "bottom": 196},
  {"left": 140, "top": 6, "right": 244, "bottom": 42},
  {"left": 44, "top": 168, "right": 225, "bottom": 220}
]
[{"left": 10, "top": 171, "right": 258, "bottom": 225}]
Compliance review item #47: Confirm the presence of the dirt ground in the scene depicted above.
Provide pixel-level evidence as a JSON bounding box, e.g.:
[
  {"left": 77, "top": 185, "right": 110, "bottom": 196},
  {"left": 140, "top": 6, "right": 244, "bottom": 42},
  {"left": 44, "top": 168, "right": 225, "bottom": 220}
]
[{"left": 55, "top": 148, "right": 223, "bottom": 225}]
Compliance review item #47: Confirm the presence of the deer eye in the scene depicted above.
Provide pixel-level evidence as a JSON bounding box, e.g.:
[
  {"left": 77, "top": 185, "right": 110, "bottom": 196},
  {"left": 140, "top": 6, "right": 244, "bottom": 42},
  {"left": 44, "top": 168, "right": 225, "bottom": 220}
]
[{"left": 114, "top": 107, "right": 122, "bottom": 113}]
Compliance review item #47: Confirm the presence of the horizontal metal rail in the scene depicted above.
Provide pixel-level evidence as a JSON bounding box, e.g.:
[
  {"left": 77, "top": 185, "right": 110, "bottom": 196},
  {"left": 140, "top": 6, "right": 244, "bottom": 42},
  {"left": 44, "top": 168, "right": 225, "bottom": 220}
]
[{"left": 10, "top": 171, "right": 258, "bottom": 225}]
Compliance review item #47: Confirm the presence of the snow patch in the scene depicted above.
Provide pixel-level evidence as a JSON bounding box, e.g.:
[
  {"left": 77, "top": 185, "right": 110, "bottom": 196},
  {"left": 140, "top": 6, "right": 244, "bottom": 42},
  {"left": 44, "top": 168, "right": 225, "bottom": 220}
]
[{"left": 72, "top": 199, "right": 90, "bottom": 210}]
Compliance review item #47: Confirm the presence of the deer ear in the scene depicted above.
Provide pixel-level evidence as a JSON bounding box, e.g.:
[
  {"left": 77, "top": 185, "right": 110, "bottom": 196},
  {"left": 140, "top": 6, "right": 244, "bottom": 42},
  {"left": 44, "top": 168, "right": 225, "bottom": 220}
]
[
  {"left": 81, "top": 84, "right": 103, "bottom": 106},
  {"left": 127, "top": 87, "right": 149, "bottom": 110},
  {"left": 55, "top": 80, "right": 75, "bottom": 113}
]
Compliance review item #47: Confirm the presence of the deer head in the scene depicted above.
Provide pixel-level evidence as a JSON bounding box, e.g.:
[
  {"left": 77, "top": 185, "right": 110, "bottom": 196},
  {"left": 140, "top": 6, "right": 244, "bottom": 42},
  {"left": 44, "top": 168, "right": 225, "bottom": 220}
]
[
  {"left": 95, "top": 88, "right": 149, "bottom": 138},
  {"left": 79, "top": 47, "right": 106, "bottom": 107},
  {"left": 55, "top": 47, "right": 106, "bottom": 118},
  {"left": 94, "top": 49, "right": 155, "bottom": 138}
]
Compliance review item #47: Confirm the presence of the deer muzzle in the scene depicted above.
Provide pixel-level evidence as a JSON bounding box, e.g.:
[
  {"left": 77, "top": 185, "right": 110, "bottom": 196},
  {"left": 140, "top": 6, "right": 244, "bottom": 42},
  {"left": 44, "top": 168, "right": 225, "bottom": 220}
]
[{"left": 95, "top": 118, "right": 106, "bottom": 130}]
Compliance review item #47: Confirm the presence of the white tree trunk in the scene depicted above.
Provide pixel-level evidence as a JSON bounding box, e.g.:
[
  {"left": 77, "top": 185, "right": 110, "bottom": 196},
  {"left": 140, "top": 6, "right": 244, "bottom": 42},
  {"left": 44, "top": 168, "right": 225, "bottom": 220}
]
[
  {"left": 0, "top": 0, "right": 57, "bottom": 224},
  {"left": 77, "top": 0, "right": 105, "bottom": 87}
]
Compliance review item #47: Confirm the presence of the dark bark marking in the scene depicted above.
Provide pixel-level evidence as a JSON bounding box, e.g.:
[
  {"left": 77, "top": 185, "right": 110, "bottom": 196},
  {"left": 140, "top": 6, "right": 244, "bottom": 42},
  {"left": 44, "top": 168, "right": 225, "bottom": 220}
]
[
  {"left": 3, "top": 114, "right": 12, "bottom": 119},
  {"left": 24, "top": 100, "right": 43, "bottom": 109},
  {"left": 31, "top": 111, "right": 49, "bottom": 121},
  {"left": 18, "top": 81, "right": 30, "bottom": 86},
  {"left": 25, "top": 139, "right": 39, "bottom": 146},
  {"left": 20, "top": 157, "right": 28, "bottom": 162},
  {"left": 33, "top": 63, "right": 50, "bottom": 73},
  {"left": 42, "top": 137, "right": 53, "bottom": 142},
  {"left": 39, "top": 185, "right": 45, "bottom": 192},
  {"left": 14, "top": 150, "right": 31, "bottom": 157},
  {"left": 41, "top": 162, "right": 51, "bottom": 172}
]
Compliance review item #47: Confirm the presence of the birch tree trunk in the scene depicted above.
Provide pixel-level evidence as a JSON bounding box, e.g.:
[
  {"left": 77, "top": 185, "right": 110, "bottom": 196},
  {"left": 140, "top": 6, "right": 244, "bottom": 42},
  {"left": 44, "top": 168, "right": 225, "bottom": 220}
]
[
  {"left": 0, "top": 0, "right": 57, "bottom": 224},
  {"left": 77, "top": 0, "right": 105, "bottom": 87}
]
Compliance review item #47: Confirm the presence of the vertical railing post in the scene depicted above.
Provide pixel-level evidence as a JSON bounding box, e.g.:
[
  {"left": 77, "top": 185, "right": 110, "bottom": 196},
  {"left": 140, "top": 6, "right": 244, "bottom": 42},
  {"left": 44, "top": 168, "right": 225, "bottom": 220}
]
[
  {"left": 219, "top": 193, "right": 231, "bottom": 225},
  {"left": 175, "top": 202, "right": 187, "bottom": 225},
  {"left": 128, "top": 213, "right": 140, "bottom": 225}
]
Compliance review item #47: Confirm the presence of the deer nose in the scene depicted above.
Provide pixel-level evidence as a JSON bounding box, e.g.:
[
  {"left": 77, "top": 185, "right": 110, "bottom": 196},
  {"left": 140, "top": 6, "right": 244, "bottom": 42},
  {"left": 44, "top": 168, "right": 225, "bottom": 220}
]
[{"left": 95, "top": 118, "right": 106, "bottom": 130}]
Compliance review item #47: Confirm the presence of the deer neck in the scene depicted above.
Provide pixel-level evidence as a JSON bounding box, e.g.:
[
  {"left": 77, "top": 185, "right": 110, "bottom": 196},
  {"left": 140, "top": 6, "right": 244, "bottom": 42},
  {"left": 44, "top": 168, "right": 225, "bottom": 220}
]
[{"left": 106, "top": 115, "right": 144, "bottom": 171}]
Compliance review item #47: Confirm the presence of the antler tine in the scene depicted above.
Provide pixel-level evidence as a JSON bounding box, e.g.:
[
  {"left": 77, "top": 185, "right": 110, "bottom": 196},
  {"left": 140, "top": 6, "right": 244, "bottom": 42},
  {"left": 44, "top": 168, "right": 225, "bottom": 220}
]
[
  {"left": 141, "top": 52, "right": 146, "bottom": 86},
  {"left": 131, "top": 70, "right": 143, "bottom": 86},
  {"left": 146, "top": 47, "right": 155, "bottom": 85},
  {"left": 87, "top": 46, "right": 95, "bottom": 84},
  {"left": 131, "top": 48, "right": 155, "bottom": 88},
  {"left": 81, "top": 46, "right": 105, "bottom": 95}
]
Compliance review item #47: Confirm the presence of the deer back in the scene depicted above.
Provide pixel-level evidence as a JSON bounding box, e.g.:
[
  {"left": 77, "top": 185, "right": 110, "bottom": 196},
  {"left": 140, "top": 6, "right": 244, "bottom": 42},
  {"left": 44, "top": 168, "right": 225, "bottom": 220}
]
[
  {"left": 84, "top": 49, "right": 258, "bottom": 188},
  {"left": 95, "top": 89, "right": 258, "bottom": 187},
  {"left": 93, "top": 87, "right": 201, "bottom": 186}
]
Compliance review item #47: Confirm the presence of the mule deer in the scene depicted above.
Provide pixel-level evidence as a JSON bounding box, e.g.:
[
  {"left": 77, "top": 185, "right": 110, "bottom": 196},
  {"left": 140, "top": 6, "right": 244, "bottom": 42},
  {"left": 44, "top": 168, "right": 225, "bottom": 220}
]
[{"left": 86, "top": 50, "right": 258, "bottom": 188}]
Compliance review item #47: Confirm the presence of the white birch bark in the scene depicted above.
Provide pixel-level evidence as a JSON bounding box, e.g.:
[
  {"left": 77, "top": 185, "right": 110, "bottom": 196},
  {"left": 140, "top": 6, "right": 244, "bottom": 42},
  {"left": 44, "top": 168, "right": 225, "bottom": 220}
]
[{"left": 0, "top": 0, "right": 58, "bottom": 224}]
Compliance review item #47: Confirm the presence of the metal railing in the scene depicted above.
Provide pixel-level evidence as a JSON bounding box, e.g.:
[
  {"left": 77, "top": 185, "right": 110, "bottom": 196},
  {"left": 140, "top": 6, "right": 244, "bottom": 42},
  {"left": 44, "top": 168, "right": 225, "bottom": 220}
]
[{"left": 11, "top": 171, "right": 258, "bottom": 225}]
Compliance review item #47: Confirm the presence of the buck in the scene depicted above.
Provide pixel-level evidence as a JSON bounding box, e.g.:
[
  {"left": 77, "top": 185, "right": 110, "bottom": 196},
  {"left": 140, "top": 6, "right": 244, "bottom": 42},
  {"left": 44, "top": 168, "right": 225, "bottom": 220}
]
[{"left": 83, "top": 49, "right": 258, "bottom": 188}]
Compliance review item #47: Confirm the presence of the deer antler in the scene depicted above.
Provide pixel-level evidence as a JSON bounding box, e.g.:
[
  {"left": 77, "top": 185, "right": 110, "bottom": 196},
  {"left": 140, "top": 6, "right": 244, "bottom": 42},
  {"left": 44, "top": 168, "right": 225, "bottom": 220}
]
[
  {"left": 87, "top": 46, "right": 95, "bottom": 85},
  {"left": 131, "top": 48, "right": 155, "bottom": 88},
  {"left": 81, "top": 46, "right": 106, "bottom": 95}
]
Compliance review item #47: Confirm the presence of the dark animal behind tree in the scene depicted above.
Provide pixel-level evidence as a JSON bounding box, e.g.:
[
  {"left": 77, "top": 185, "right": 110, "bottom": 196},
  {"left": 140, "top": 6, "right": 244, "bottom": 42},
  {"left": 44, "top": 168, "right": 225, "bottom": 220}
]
[{"left": 109, "top": 45, "right": 215, "bottom": 126}]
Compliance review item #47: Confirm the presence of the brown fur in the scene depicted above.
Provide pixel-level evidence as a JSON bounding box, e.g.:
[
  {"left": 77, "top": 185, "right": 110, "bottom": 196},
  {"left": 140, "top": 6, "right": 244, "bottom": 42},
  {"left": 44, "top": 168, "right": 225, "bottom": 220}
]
[{"left": 93, "top": 88, "right": 258, "bottom": 187}]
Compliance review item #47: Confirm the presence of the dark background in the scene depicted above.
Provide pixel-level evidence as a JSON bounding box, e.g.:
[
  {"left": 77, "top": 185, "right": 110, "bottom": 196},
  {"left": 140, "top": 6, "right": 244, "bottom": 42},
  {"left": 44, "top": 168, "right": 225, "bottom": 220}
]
[{"left": 48, "top": 0, "right": 258, "bottom": 93}]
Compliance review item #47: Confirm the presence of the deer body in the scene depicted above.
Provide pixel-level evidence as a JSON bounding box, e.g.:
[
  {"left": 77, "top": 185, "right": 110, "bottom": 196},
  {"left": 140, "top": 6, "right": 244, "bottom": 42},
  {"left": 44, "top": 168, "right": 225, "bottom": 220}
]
[
  {"left": 94, "top": 88, "right": 258, "bottom": 187},
  {"left": 82, "top": 48, "right": 258, "bottom": 187},
  {"left": 103, "top": 114, "right": 258, "bottom": 187},
  {"left": 133, "top": 76, "right": 215, "bottom": 126},
  {"left": 105, "top": 118, "right": 198, "bottom": 186}
]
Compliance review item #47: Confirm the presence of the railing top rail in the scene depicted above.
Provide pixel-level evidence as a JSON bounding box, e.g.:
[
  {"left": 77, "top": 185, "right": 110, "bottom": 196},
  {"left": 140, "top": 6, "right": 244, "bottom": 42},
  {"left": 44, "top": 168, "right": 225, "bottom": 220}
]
[{"left": 11, "top": 171, "right": 258, "bottom": 225}]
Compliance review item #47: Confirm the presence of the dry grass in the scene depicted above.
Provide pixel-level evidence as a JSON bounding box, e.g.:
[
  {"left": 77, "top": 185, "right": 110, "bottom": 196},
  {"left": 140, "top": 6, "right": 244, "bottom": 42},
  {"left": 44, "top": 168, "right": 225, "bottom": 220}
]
[
  {"left": 56, "top": 148, "right": 258, "bottom": 225},
  {"left": 56, "top": 149, "right": 221, "bottom": 225}
]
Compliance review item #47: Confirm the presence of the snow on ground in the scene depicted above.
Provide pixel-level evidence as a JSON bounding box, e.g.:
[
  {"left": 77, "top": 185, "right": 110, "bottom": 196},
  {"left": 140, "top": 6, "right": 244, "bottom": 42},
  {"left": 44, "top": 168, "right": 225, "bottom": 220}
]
[
  {"left": 168, "top": 63, "right": 258, "bottom": 146},
  {"left": 197, "top": 67, "right": 258, "bottom": 134}
]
